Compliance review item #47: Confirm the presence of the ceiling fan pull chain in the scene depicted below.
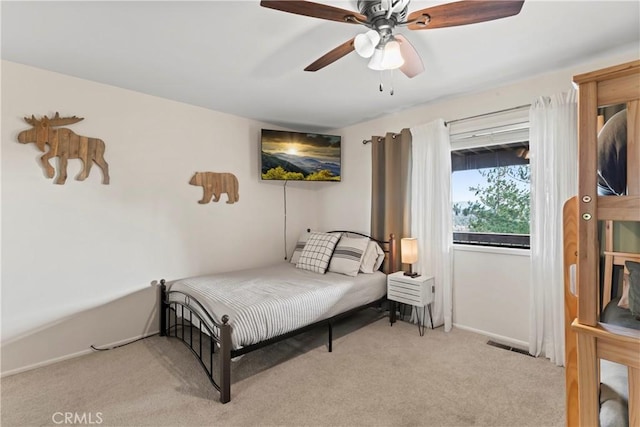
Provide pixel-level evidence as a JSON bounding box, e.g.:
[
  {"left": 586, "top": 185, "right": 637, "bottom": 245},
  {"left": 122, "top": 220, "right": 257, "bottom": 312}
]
[
  {"left": 378, "top": 71, "right": 395, "bottom": 95},
  {"left": 390, "top": 70, "right": 395, "bottom": 96}
]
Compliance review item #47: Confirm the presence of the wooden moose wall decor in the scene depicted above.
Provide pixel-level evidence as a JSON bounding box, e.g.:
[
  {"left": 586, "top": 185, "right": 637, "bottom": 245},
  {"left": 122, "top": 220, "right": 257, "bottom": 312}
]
[
  {"left": 17, "top": 112, "right": 110, "bottom": 185},
  {"left": 189, "top": 172, "right": 239, "bottom": 204}
]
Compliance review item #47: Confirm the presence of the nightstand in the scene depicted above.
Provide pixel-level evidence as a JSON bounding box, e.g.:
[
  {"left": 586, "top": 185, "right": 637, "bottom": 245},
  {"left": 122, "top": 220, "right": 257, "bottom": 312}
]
[{"left": 387, "top": 271, "right": 434, "bottom": 336}]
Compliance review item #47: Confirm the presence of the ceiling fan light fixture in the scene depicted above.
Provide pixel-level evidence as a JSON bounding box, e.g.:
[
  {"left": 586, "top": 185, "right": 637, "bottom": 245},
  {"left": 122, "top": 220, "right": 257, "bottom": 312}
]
[
  {"left": 367, "top": 47, "right": 386, "bottom": 71},
  {"left": 354, "top": 30, "right": 381, "bottom": 58},
  {"left": 382, "top": 39, "right": 404, "bottom": 69},
  {"left": 261, "top": 0, "right": 526, "bottom": 78},
  {"left": 368, "top": 39, "right": 405, "bottom": 71}
]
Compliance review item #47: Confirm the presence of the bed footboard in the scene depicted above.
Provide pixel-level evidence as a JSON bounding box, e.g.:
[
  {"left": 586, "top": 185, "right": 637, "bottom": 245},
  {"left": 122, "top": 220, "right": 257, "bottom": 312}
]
[
  {"left": 159, "top": 280, "right": 232, "bottom": 403},
  {"left": 157, "top": 231, "right": 396, "bottom": 403},
  {"left": 158, "top": 281, "right": 386, "bottom": 404}
]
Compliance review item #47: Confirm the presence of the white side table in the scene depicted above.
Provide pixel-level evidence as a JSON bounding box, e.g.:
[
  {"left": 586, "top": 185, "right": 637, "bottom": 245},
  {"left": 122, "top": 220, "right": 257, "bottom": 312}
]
[{"left": 387, "top": 271, "right": 434, "bottom": 336}]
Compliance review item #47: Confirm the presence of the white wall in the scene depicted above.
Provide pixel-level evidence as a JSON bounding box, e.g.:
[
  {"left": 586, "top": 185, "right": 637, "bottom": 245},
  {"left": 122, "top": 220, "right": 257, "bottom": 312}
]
[
  {"left": 452, "top": 246, "right": 531, "bottom": 347},
  {"left": 320, "top": 44, "right": 640, "bottom": 347},
  {"left": 2, "top": 45, "right": 638, "bottom": 374},
  {"left": 0, "top": 61, "right": 320, "bottom": 374}
]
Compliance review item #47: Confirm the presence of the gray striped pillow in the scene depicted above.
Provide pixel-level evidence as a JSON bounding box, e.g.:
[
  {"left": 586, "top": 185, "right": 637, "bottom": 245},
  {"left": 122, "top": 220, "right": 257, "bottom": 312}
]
[
  {"left": 328, "top": 236, "right": 369, "bottom": 276},
  {"left": 289, "top": 230, "right": 311, "bottom": 264},
  {"left": 296, "top": 232, "right": 340, "bottom": 274}
]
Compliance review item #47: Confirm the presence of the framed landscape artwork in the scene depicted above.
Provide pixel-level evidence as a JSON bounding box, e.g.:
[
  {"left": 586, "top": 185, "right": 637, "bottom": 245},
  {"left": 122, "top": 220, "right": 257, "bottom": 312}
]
[{"left": 260, "top": 129, "right": 341, "bottom": 181}]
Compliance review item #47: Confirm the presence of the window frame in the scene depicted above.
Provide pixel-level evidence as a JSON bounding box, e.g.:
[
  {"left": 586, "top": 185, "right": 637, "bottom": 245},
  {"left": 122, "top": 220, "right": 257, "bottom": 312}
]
[{"left": 449, "top": 107, "right": 531, "bottom": 250}]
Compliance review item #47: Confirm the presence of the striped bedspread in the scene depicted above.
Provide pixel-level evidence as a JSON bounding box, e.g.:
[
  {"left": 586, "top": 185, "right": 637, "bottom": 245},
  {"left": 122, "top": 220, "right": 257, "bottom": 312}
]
[{"left": 168, "top": 263, "right": 386, "bottom": 349}]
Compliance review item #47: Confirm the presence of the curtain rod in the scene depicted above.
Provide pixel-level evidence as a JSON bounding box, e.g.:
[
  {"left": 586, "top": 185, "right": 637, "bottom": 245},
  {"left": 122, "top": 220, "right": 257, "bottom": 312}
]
[
  {"left": 362, "top": 103, "right": 531, "bottom": 144},
  {"left": 445, "top": 104, "right": 531, "bottom": 126},
  {"left": 362, "top": 132, "right": 399, "bottom": 145}
]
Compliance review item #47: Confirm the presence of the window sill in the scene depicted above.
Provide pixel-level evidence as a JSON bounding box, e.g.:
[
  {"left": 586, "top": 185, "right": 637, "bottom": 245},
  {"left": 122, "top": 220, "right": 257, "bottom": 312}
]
[{"left": 453, "top": 244, "right": 531, "bottom": 257}]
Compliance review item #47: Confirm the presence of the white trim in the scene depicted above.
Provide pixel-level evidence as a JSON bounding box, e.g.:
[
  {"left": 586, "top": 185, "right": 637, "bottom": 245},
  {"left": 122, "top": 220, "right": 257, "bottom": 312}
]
[
  {"left": 0, "top": 331, "right": 159, "bottom": 378},
  {"left": 453, "top": 323, "right": 528, "bottom": 351},
  {"left": 1, "top": 349, "right": 95, "bottom": 378},
  {"left": 448, "top": 105, "right": 530, "bottom": 136},
  {"left": 453, "top": 243, "right": 530, "bottom": 257},
  {"left": 450, "top": 128, "right": 529, "bottom": 150},
  {"left": 449, "top": 108, "right": 531, "bottom": 252}
]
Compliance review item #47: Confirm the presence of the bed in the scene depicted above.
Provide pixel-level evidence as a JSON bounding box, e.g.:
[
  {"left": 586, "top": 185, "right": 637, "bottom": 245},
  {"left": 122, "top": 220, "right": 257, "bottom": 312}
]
[
  {"left": 563, "top": 60, "right": 640, "bottom": 426},
  {"left": 158, "top": 230, "right": 397, "bottom": 403}
]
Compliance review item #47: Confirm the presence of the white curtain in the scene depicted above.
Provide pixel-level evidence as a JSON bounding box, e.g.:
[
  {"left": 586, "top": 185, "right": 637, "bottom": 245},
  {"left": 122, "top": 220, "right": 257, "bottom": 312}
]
[
  {"left": 410, "top": 119, "right": 453, "bottom": 332},
  {"left": 528, "top": 90, "right": 577, "bottom": 366}
]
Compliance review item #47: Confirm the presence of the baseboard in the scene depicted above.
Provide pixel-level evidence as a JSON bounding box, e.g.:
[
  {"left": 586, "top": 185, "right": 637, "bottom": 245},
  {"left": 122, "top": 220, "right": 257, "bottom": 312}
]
[
  {"left": 1, "top": 330, "right": 159, "bottom": 378},
  {"left": 452, "top": 323, "right": 528, "bottom": 351}
]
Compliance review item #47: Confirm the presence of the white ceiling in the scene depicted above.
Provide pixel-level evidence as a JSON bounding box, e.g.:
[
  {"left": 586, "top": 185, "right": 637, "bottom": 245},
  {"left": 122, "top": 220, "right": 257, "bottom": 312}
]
[{"left": 2, "top": 1, "right": 639, "bottom": 132}]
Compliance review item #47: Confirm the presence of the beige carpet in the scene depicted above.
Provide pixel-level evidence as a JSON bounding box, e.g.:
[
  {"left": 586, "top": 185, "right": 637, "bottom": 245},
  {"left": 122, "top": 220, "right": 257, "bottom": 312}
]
[{"left": 1, "top": 310, "right": 564, "bottom": 426}]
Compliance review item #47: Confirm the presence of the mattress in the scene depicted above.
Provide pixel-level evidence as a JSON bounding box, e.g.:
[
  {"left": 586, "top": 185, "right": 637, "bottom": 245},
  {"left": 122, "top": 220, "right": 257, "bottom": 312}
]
[
  {"left": 601, "top": 296, "right": 640, "bottom": 331},
  {"left": 168, "top": 262, "right": 387, "bottom": 349}
]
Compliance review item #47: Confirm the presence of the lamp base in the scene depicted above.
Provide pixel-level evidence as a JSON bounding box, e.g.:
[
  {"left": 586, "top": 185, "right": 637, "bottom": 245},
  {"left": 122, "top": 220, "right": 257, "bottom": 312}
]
[{"left": 403, "top": 271, "right": 420, "bottom": 278}]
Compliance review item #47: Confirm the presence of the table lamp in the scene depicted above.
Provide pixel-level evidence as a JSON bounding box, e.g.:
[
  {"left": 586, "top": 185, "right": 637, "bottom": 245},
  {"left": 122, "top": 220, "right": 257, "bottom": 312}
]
[{"left": 401, "top": 237, "right": 419, "bottom": 278}]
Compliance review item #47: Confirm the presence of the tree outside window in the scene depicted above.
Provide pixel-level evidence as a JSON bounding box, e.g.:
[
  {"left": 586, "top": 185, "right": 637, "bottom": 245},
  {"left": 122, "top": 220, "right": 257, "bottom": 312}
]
[{"left": 452, "top": 143, "right": 530, "bottom": 248}]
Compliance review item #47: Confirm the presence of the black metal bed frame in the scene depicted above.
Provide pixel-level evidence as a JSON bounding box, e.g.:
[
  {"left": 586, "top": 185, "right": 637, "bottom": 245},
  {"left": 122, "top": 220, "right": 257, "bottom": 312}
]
[{"left": 158, "top": 231, "right": 396, "bottom": 403}]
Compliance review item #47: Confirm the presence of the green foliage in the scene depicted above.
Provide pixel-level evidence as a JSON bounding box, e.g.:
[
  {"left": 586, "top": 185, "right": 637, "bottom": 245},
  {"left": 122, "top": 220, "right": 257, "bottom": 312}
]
[
  {"left": 262, "top": 166, "right": 304, "bottom": 180},
  {"left": 306, "top": 170, "right": 339, "bottom": 181},
  {"left": 262, "top": 167, "right": 339, "bottom": 181},
  {"left": 458, "top": 165, "right": 530, "bottom": 234}
]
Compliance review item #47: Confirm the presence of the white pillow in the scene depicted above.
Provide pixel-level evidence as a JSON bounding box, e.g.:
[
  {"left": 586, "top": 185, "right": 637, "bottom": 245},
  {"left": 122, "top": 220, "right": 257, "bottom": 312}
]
[
  {"left": 618, "top": 272, "right": 630, "bottom": 309},
  {"left": 360, "top": 241, "right": 385, "bottom": 273},
  {"left": 290, "top": 230, "right": 311, "bottom": 264},
  {"left": 296, "top": 232, "right": 340, "bottom": 274},
  {"left": 328, "top": 236, "right": 369, "bottom": 277}
]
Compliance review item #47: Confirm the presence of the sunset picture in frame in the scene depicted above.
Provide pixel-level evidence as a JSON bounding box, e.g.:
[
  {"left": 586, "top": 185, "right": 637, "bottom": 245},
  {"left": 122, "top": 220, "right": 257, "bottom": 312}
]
[{"left": 260, "top": 129, "right": 341, "bottom": 181}]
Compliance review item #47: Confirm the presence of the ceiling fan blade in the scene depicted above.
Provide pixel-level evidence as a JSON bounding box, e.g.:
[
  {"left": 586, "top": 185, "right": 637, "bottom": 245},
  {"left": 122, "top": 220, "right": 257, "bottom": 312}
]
[
  {"left": 260, "top": 1, "right": 366, "bottom": 24},
  {"left": 396, "top": 35, "right": 424, "bottom": 78},
  {"left": 305, "top": 38, "right": 356, "bottom": 72},
  {"left": 407, "top": 0, "right": 525, "bottom": 30}
]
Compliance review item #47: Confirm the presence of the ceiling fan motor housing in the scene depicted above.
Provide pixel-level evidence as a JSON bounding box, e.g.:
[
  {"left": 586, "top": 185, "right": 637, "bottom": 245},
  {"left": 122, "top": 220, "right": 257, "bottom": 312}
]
[{"left": 357, "top": 0, "right": 408, "bottom": 39}]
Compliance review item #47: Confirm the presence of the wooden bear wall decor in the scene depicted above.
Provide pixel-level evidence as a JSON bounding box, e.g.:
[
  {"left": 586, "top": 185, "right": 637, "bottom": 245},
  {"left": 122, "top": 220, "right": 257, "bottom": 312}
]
[
  {"left": 17, "top": 112, "right": 110, "bottom": 185},
  {"left": 189, "top": 172, "right": 239, "bottom": 204}
]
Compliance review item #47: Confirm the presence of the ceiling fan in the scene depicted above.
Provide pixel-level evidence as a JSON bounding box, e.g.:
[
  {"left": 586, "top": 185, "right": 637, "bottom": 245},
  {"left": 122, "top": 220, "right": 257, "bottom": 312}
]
[{"left": 260, "top": 0, "right": 525, "bottom": 79}]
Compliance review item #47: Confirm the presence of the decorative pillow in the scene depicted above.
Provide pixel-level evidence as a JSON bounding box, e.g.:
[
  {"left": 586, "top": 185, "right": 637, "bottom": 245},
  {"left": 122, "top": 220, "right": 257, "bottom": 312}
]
[
  {"left": 359, "top": 241, "right": 385, "bottom": 274},
  {"left": 289, "top": 230, "right": 311, "bottom": 264},
  {"left": 296, "top": 232, "right": 340, "bottom": 274},
  {"left": 328, "top": 236, "right": 369, "bottom": 277},
  {"left": 625, "top": 260, "right": 640, "bottom": 319},
  {"left": 617, "top": 272, "right": 630, "bottom": 309}
]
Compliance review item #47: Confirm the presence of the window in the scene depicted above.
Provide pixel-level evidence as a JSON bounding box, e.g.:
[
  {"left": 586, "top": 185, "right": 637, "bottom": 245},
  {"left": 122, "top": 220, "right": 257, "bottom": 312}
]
[
  {"left": 448, "top": 106, "right": 531, "bottom": 249},
  {"left": 451, "top": 142, "right": 530, "bottom": 248}
]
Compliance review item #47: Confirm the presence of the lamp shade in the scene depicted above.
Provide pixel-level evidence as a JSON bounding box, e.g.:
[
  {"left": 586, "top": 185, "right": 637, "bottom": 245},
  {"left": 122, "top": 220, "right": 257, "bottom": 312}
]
[
  {"left": 367, "top": 47, "right": 386, "bottom": 71},
  {"left": 354, "top": 30, "right": 381, "bottom": 59},
  {"left": 381, "top": 40, "right": 404, "bottom": 69},
  {"left": 401, "top": 238, "right": 418, "bottom": 264},
  {"left": 367, "top": 40, "right": 405, "bottom": 71}
]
